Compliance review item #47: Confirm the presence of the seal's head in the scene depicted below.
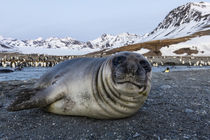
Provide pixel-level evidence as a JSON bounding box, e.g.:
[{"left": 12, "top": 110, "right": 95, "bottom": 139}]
[{"left": 108, "top": 52, "right": 152, "bottom": 96}]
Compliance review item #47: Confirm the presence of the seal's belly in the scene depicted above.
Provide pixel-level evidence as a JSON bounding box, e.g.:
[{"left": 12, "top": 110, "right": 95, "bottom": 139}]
[
  {"left": 46, "top": 76, "right": 148, "bottom": 119},
  {"left": 46, "top": 93, "right": 146, "bottom": 119},
  {"left": 47, "top": 96, "right": 109, "bottom": 118}
]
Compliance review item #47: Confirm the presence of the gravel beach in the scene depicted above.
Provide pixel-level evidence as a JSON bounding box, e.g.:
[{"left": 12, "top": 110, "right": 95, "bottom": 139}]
[{"left": 0, "top": 69, "right": 210, "bottom": 140}]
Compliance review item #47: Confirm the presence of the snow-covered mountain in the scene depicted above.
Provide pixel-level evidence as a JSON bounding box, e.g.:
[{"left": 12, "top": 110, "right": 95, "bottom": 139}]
[
  {"left": 0, "top": 2, "right": 210, "bottom": 56},
  {"left": 1, "top": 36, "right": 91, "bottom": 50},
  {"left": 146, "top": 2, "right": 210, "bottom": 40},
  {"left": 0, "top": 41, "right": 18, "bottom": 53},
  {"left": 91, "top": 33, "right": 143, "bottom": 49},
  {"left": 0, "top": 33, "right": 144, "bottom": 55},
  {"left": 102, "top": 2, "right": 210, "bottom": 56}
]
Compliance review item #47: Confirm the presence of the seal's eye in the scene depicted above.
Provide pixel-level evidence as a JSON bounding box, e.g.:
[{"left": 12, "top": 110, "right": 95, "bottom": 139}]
[
  {"left": 113, "top": 56, "right": 126, "bottom": 66},
  {"left": 139, "top": 60, "right": 151, "bottom": 72}
]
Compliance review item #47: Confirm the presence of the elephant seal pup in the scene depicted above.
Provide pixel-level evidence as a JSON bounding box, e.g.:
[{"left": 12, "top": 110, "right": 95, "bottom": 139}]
[{"left": 8, "top": 52, "right": 152, "bottom": 119}]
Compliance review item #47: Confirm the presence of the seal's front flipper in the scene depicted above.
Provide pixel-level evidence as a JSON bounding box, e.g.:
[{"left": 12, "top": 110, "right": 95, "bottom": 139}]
[{"left": 7, "top": 86, "right": 65, "bottom": 111}]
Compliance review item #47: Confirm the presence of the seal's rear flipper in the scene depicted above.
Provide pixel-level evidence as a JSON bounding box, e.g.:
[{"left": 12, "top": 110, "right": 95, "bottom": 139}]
[
  {"left": 7, "top": 86, "right": 65, "bottom": 111},
  {"left": 7, "top": 88, "right": 40, "bottom": 111}
]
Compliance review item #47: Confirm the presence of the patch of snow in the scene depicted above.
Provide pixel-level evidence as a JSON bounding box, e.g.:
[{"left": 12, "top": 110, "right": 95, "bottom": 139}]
[
  {"left": 191, "top": 2, "right": 210, "bottom": 16},
  {"left": 135, "top": 48, "right": 150, "bottom": 54},
  {"left": 160, "top": 35, "right": 210, "bottom": 56}
]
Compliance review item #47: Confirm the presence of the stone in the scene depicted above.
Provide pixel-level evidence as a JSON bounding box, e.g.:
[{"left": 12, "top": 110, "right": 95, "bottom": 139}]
[
  {"left": 133, "top": 132, "right": 140, "bottom": 138},
  {"left": 160, "top": 85, "right": 171, "bottom": 90},
  {"left": 185, "top": 108, "right": 194, "bottom": 113}
]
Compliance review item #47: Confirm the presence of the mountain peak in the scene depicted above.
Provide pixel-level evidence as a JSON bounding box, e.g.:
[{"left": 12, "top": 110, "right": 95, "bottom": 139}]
[
  {"left": 189, "top": 1, "right": 210, "bottom": 7},
  {"left": 147, "top": 1, "right": 210, "bottom": 40},
  {"left": 158, "top": 1, "right": 210, "bottom": 29},
  {"left": 187, "top": 2, "right": 210, "bottom": 15}
]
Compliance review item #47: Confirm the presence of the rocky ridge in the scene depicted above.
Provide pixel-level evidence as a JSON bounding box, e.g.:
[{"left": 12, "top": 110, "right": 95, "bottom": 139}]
[{"left": 147, "top": 2, "right": 210, "bottom": 40}]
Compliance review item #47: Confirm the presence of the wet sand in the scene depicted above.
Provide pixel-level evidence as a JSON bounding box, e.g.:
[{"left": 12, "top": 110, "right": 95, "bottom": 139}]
[{"left": 0, "top": 69, "right": 210, "bottom": 139}]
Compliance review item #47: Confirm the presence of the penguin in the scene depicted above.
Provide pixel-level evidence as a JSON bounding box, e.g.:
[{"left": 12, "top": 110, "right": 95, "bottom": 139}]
[{"left": 164, "top": 67, "right": 170, "bottom": 73}]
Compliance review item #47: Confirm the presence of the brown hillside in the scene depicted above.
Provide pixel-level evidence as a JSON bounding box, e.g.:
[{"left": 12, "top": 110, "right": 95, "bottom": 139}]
[{"left": 87, "top": 29, "right": 210, "bottom": 56}]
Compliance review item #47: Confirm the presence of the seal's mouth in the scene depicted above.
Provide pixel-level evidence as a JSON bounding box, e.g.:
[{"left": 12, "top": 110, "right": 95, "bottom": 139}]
[{"left": 116, "top": 81, "right": 146, "bottom": 90}]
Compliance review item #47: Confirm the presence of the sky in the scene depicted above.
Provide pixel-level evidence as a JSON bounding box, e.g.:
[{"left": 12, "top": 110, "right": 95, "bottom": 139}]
[{"left": 0, "top": 0, "right": 208, "bottom": 41}]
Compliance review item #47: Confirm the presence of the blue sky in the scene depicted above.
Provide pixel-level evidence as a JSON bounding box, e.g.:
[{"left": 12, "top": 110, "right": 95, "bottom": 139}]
[{"left": 0, "top": 0, "right": 207, "bottom": 41}]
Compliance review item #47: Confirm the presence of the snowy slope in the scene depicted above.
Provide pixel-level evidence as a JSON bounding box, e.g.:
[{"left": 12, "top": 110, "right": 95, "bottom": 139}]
[
  {"left": 160, "top": 35, "right": 210, "bottom": 56},
  {"left": 145, "top": 2, "right": 210, "bottom": 41},
  {"left": 0, "top": 40, "right": 18, "bottom": 53}
]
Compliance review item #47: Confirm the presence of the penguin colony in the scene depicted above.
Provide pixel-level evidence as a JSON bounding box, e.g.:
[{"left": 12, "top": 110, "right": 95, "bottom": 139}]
[
  {"left": 148, "top": 56, "right": 210, "bottom": 67},
  {"left": 0, "top": 54, "right": 210, "bottom": 68},
  {"left": 0, "top": 55, "right": 77, "bottom": 68}
]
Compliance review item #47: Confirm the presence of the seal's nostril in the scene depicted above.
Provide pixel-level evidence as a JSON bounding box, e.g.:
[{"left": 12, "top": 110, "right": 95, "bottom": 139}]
[{"left": 127, "top": 63, "right": 138, "bottom": 74}]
